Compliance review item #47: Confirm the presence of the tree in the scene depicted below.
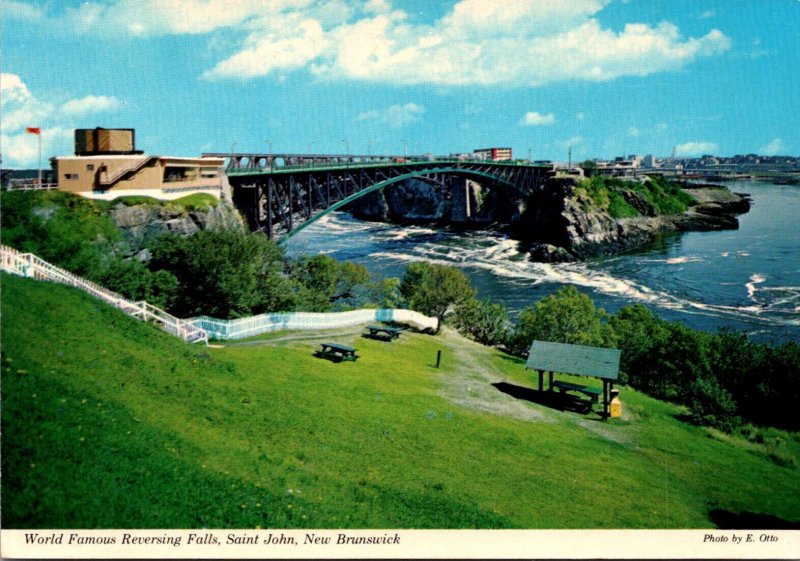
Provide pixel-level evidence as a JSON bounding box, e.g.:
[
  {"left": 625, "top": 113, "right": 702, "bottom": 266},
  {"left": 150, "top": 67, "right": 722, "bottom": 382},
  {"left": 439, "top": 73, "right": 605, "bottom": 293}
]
[
  {"left": 292, "top": 254, "right": 373, "bottom": 311},
  {"left": 149, "top": 229, "right": 291, "bottom": 318},
  {"left": 400, "top": 262, "right": 476, "bottom": 331},
  {"left": 609, "top": 304, "right": 671, "bottom": 387},
  {"left": 579, "top": 160, "right": 598, "bottom": 177},
  {"left": 509, "top": 285, "right": 616, "bottom": 355}
]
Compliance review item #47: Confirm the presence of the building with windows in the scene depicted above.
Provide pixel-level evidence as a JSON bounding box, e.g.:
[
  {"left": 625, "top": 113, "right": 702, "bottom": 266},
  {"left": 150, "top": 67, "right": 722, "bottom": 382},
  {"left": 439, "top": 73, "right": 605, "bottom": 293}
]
[
  {"left": 473, "top": 147, "right": 513, "bottom": 161},
  {"left": 51, "top": 128, "right": 225, "bottom": 200}
]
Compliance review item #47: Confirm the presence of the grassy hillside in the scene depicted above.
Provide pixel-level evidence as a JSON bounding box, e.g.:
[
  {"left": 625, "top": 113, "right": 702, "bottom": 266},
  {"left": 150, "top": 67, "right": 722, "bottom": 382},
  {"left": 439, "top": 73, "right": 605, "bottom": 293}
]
[{"left": 2, "top": 273, "right": 799, "bottom": 528}]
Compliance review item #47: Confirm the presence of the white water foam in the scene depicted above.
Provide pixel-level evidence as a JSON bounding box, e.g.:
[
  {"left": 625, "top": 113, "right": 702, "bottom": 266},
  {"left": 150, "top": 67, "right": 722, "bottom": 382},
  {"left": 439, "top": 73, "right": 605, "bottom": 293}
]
[
  {"left": 300, "top": 212, "right": 800, "bottom": 330},
  {"left": 371, "top": 244, "right": 800, "bottom": 327},
  {"left": 746, "top": 273, "right": 767, "bottom": 300},
  {"left": 665, "top": 256, "right": 703, "bottom": 264}
]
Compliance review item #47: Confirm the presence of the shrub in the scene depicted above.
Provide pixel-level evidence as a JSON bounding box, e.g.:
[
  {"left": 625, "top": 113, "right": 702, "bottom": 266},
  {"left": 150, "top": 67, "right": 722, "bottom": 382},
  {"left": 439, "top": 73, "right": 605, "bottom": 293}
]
[
  {"left": 686, "top": 375, "right": 741, "bottom": 432},
  {"left": 452, "top": 299, "right": 510, "bottom": 347},
  {"left": 1, "top": 190, "right": 118, "bottom": 280}
]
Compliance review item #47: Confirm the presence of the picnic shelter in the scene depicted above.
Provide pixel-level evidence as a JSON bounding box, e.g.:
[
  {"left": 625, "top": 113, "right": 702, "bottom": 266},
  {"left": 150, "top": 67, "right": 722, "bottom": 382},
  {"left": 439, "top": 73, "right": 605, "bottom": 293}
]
[{"left": 525, "top": 340, "right": 621, "bottom": 419}]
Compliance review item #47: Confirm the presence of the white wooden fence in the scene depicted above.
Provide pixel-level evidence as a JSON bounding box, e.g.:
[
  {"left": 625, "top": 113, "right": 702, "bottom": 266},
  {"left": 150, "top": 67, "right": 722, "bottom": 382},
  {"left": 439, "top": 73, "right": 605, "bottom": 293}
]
[
  {"left": 1, "top": 245, "right": 438, "bottom": 343},
  {"left": 190, "top": 308, "right": 438, "bottom": 340}
]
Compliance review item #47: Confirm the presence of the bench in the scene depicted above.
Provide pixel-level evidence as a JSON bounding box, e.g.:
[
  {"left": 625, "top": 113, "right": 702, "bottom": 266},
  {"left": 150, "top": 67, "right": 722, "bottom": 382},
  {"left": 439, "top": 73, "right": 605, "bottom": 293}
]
[
  {"left": 364, "top": 324, "right": 402, "bottom": 341},
  {"left": 552, "top": 380, "right": 603, "bottom": 402},
  {"left": 315, "top": 342, "right": 358, "bottom": 362}
]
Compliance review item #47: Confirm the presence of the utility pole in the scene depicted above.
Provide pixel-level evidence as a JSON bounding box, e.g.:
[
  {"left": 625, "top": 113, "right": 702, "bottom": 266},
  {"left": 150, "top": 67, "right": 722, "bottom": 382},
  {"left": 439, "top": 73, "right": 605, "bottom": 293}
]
[
  {"left": 37, "top": 131, "right": 42, "bottom": 185},
  {"left": 568, "top": 145, "right": 572, "bottom": 170}
]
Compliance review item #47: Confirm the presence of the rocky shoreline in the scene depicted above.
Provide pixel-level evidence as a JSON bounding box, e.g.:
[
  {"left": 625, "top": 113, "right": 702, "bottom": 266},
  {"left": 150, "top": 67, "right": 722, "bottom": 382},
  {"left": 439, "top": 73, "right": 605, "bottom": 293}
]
[{"left": 523, "top": 181, "right": 752, "bottom": 262}]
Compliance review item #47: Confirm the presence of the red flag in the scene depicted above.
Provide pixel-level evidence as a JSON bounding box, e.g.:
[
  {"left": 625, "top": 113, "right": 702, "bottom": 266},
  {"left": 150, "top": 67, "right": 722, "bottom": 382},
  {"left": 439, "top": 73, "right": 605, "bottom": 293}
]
[{"left": 26, "top": 127, "right": 41, "bottom": 134}]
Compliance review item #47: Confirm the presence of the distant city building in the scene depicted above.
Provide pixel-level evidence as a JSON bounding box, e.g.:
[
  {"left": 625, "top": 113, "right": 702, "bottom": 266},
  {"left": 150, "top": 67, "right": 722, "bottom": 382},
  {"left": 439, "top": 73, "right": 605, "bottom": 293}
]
[
  {"left": 643, "top": 154, "right": 657, "bottom": 168},
  {"left": 50, "top": 128, "right": 224, "bottom": 200},
  {"left": 473, "top": 147, "right": 512, "bottom": 161}
]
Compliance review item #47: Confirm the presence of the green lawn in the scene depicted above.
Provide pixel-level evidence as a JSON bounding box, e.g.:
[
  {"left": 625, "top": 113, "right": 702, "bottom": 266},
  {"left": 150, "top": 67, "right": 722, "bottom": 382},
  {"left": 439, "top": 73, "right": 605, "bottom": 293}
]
[{"left": 2, "top": 273, "right": 799, "bottom": 528}]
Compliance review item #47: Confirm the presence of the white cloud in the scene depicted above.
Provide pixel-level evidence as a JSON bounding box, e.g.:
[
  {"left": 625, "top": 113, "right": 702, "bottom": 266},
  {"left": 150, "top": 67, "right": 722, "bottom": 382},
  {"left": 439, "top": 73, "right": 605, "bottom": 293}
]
[
  {"left": 675, "top": 141, "right": 718, "bottom": 156},
  {"left": 203, "top": 19, "right": 328, "bottom": 80},
  {"left": 23, "top": 0, "right": 731, "bottom": 87},
  {"left": 521, "top": 111, "right": 556, "bottom": 126},
  {"left": 61, "top": 95, "right": 121, "bottom": 115},
  {"left": 4, "top": 0, "right": 46, "bottom": 20},
  {"left": 357, "top": 102, "right": 425, "bottom": 127},
  {"left": 363, "top": 0, "right": 392, "bottom": 15},
  {"left": 1, "top": 73, "right": 53, "bottom": 132},
  {"left": 699, "top": 10, "right": 715, "bottom": 19},
  {"left": 1, "top": 73, "right": 122, "bottom": 167},
  {"left": 627, "top": 126, "right": 640, "bottom": 137},
  {"left": 321, "top": 5, "right": 731, "bottom": 87},
  {"left": 558, "top": 136, "right": 584, "bottom": 148},
  {"left": 759, "top": 138, "right": 784, "bottom": 155}
]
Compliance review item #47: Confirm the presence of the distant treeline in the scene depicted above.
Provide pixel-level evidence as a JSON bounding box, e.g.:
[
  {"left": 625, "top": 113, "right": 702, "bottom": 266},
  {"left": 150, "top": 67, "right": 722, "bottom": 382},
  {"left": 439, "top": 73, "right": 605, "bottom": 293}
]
[{"left": 4, "top": 190, "right": 799, "bottom": 433}]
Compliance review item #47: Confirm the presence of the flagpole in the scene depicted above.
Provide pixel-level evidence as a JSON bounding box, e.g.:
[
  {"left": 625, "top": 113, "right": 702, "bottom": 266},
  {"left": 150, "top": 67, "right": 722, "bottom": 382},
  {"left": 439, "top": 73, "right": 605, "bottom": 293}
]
[{"left": 38, "top": 131, "right": 42, "bottom": 186}]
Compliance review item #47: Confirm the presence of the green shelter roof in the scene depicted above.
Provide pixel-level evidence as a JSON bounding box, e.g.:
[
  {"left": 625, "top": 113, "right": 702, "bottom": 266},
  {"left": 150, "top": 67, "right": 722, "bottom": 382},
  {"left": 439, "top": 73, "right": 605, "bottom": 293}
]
[{"left": 525, "top": 340, "right": 621, "bottom": 380}]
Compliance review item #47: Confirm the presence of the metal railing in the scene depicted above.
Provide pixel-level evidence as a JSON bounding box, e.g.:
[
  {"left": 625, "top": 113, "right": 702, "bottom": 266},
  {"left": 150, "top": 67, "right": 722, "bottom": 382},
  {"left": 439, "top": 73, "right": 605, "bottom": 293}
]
[
  {"left": 0, "top": 245, "right": 208, "bottom": 344},
  {"left": 5, "top": 179, "right": 58, "bottom": 190},
  {"left": 98, "top": 156, "right": 157, "bottom": 186}
]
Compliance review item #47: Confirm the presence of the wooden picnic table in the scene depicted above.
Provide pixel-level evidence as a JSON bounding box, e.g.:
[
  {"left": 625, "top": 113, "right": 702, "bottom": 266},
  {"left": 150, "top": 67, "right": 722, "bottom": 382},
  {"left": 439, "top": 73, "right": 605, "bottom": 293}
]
[
  {"left": 551, "top": 380, "right": 603, "bottom": 402},
  {"left": 316, "top": 342, "right": 358, "bottom": 362},
  {"left": 365, "top": 324, "right": 402, "bottom": 341}
]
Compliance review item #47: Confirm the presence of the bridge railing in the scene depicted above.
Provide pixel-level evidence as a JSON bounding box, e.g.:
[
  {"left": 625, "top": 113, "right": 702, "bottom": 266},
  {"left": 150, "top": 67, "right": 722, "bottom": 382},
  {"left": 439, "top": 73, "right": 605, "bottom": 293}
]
[
  {"left": 0, "top": 245, "right": 208, "bottom": 345},
  {"left": 224, "top": 156, "right": 551, "bottom": 175},
  {"left": 190, "top": 308, "right": 438, "bottom": 340}
]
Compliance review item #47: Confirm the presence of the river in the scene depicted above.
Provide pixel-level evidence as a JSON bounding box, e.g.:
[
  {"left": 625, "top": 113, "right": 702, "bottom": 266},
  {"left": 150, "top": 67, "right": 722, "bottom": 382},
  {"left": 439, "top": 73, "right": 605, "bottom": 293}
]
[{"left": 285, "top": 181, "right": 800, "bottom": 343}]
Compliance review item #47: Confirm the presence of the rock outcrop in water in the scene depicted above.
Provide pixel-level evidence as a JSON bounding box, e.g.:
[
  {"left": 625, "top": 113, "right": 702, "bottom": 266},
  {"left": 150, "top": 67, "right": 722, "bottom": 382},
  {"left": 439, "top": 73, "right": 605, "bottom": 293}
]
[
  {"left": 347, "top": 175, "right": 751, "bottom": 262},
  {"left": 514, "top": 179, "right": 751, "bottom": 261}
]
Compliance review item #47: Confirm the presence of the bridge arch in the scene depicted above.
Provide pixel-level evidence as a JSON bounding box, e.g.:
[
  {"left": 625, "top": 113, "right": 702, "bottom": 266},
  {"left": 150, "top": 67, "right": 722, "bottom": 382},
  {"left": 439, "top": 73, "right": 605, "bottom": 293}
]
[{"left": 281, "top": 166, "right": 525, "bottom": 242}]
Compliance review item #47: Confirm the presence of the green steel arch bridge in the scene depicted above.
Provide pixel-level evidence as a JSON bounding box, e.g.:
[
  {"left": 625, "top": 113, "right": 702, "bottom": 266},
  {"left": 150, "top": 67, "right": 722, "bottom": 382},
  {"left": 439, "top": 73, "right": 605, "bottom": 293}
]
[{"left": 206, "top": 152, "right": 555, "bottom": 241}]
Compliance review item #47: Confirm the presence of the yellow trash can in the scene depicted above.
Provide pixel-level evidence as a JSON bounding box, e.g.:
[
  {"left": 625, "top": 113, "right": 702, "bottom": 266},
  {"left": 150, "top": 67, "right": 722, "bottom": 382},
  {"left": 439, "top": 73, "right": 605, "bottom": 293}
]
[{"left": 609, "top": 389, "right": 622, "bottom": 418}]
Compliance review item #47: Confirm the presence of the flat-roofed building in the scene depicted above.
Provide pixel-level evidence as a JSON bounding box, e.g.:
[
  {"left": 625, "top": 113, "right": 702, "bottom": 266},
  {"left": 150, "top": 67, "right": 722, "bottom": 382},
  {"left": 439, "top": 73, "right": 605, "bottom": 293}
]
[
  {"left": 51, "top": 128, "right": 225, "bottom": 200},
  {"left": 473, "top": 147, "right": 513, "bottom": 161}
]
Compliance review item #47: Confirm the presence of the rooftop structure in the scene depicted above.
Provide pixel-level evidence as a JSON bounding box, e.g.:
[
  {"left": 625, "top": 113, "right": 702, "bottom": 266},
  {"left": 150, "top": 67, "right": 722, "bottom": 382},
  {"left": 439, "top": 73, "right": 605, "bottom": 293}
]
[{"left": 50, "top": 128, "right": 224, "bottom": 200}]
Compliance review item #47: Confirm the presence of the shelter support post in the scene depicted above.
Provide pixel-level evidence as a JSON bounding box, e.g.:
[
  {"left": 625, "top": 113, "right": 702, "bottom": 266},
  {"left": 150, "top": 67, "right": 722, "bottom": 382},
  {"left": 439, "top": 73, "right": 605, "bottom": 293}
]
[
  {"left": 603, "top": 379, "right": 609, "bottom": 421},
  {"left": 548, "top": 371, "right": 553, "bottom": 391},
  {"left": 538, "top": 370, "right": 544, "bottom": 392}
]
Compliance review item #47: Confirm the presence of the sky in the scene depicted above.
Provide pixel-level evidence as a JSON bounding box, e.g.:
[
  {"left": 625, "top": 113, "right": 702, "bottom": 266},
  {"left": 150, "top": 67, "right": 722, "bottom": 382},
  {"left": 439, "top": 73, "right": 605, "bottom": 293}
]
[{"left": 1, "top": 0, "right": 799, "bottom": 168}]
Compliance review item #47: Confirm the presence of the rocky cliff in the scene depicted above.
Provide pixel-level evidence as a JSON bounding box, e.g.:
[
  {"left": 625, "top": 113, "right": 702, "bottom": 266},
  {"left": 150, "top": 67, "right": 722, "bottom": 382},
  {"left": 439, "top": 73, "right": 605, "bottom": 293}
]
[
  {"left": 348, "top": 177, "right": 525, "bottom": 227},
  {"left": 108, "top": 199, "right": 245, "bottom": 260}
]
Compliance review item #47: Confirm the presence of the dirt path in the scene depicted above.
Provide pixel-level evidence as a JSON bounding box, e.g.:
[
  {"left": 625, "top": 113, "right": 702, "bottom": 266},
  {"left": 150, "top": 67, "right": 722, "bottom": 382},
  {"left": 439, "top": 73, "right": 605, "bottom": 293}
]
[{"left": 434, "top": 328, "right": 556, "bottom": 423}]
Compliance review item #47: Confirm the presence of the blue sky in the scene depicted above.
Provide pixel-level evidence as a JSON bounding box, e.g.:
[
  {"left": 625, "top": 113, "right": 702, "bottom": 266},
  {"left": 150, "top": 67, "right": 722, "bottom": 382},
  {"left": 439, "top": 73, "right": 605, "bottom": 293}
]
[{"left": 2, "top": 0, "right": 798, "bottom": 167}]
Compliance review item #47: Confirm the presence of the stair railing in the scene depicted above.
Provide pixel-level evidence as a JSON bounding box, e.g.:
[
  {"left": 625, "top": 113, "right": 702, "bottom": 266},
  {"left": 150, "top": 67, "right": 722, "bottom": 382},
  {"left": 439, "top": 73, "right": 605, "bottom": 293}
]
[{"left": 0, "top": 245, "right": 207, "bottom": 345}]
